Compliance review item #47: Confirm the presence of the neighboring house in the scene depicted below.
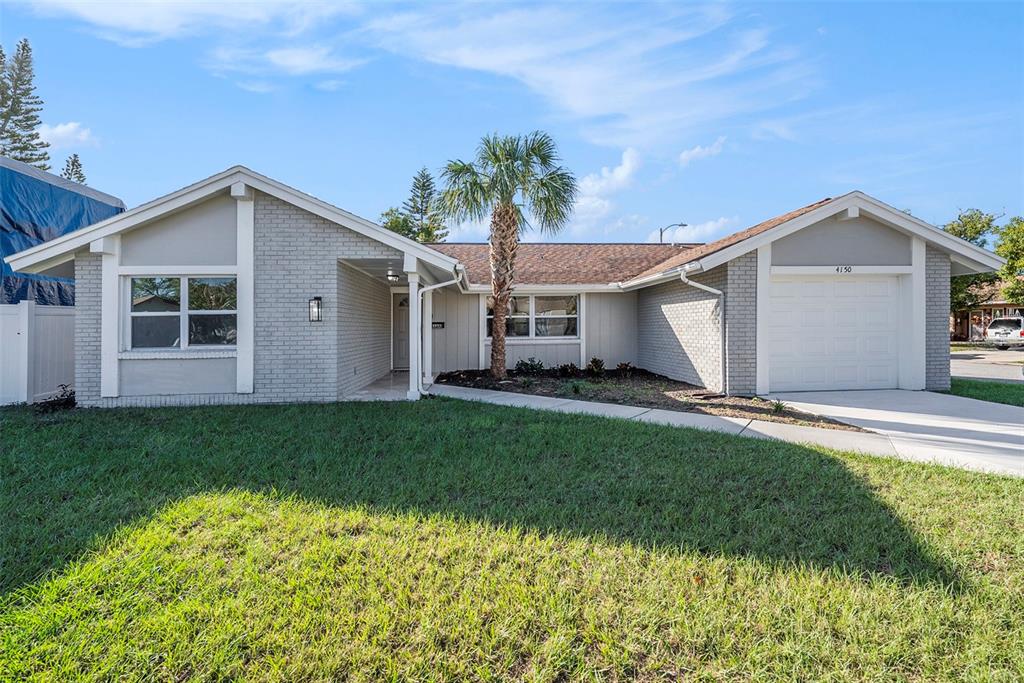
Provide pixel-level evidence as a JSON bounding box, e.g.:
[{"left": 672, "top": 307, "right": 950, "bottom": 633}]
[
  {"left": 0, "top": 156, "right": 125, "bottom": 405},
  {"left": 5, "top": 166, "right": 1003, "bottom": 408},
  {"left": 1, "top": 156, "right": 125, "bottom": 305},
  {"left": 950, "top": 279, "right": 1024, "bottom": 340}
]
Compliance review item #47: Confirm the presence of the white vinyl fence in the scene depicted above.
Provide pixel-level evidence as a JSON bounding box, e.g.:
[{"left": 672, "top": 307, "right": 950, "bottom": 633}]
[{"left": 0, "top": 301, "right": 75, "bottom": 405}]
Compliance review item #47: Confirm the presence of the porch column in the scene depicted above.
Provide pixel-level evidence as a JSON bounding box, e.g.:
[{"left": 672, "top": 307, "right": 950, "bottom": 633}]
[
  {"left": 406, "top": 270, "right": 421, "bottom": 400},
  {"left": 422, "top": 290, "right": 433, "bottom": 386}
]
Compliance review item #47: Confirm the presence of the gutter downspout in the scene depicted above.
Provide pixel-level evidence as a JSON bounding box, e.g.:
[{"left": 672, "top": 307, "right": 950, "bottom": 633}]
[
  {"left": 416, "top": 265, "right": 466, "bottom": 395},
  {"left": 679, "top": 270, "right": 728, "bottom": 396}
]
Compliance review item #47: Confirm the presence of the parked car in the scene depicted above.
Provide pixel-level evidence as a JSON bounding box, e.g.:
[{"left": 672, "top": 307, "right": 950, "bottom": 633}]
[{"left": 984, "top": 317, "right": 1024, "bottom": 349}]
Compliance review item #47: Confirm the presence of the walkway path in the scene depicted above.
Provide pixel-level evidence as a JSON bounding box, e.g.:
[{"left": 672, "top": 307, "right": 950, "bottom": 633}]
[{"left": 428, "top": 384, "right": 1021, "bottom": 477}]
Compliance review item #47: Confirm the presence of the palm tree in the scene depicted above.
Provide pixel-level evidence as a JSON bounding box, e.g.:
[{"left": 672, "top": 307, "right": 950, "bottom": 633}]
[{"left": 441, "top": 132, "right": 577, "bottom": 379}]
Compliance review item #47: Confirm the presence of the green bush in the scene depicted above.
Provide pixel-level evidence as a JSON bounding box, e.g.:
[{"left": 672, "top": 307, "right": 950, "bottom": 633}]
[
  {"left": 515, "top": 357, "right": 545, "bottom": 375},
  {"left": 557, "top": 363, "right": 580, "bottom": 378},
  {"left": 586, "top": 357, "right": 606, "bottom": 378}
]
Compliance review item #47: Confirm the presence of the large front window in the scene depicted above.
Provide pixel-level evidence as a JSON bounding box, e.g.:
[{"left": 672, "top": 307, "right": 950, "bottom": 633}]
[
  {"left": 486, "top": 294, "right": 579, "bottom": 339},
  {"left": 129, "top": 276, "right": 237, "bottom": 349}
]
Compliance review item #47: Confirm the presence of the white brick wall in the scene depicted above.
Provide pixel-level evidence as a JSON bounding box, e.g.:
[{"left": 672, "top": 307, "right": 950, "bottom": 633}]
[
  {"left": 926, "top": 245, "right": 951, "bottom": 391},
  {"left": 637, "top": 266, "right": 725, "bottom": 390},
  {"left": 636, "top": 250, "right": 758, "bottom": 395},
  {"left": 76, "top": 191, "right": 402, "bottom": 407},
  {"left": 337, "top": 262, "right": 391, "bottom": 397}
]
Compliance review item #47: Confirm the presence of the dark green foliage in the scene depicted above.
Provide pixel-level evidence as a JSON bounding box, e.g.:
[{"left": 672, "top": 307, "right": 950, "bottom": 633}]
[
  {"left": 557, "top": 362, "right": 580, "bottom": 377},
  {"left": 514, "top": 357, "right": 544, "bottom": 375},
  {"left": 586, "top": 357, "right": 605, "bottom": 377},
  {"left": 0, "top": 39, "right": 50, "bottom": 170},
  {"left": 59, "top": 153, "right": 86, "bottom": 184}
]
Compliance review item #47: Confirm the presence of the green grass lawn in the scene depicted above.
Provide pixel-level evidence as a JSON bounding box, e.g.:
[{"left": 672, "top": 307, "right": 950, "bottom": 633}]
[
  {"left": 1, "top": 400, "right": 1022, "bottom": 680},
  {"left": 948, "top": 378, "right": 1024, "bottom": 407}
]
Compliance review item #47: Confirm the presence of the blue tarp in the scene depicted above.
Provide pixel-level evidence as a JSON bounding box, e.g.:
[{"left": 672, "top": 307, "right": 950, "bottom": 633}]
[{"left": 1, "top": 156, "right": 125, "bottom": 305}]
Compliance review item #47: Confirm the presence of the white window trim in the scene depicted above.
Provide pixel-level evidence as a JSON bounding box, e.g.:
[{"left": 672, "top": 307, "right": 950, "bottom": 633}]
[
  {"left": 123, "top": 275, "right": 238, "bottom": 352},
  {"left": 484, "top": 294, "right": 580, "bottom": 341}
]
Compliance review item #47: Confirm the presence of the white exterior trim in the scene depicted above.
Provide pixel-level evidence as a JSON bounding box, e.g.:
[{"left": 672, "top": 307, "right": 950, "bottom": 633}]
[
  {"left": 406, "top": 268, "right": 420, "bottom": 400},
  {"left": 578, "top": 293, "right": 587, "bottom": 366},
  {"left": 769, "top": 265, "right": 913, "bottom": 276},
  {"left": 755, "top": 244, "right": 771, "bottom": 395},
  {"left": 422, "top": 290, "right": 433, "bottom": 384},
  {"left": 478, "top": 294, "right": 487, "bottom": 369},
  {"left": 93, "top": 235, "right": 121, "bottom": 397},
  {"left": 119, "top": 350, "right": 237, "bottom": 360},
  {"left": 463, "top": 283, "right": 619, "bottom": 294},
  {"left": 118, "top": 265, "right": 238, "bottom": 276},
  {"left": 235, "top": 187, "right": 255, "bottom": 393},
  {"left": 904, "top": 237, "right": 927, "bottom": 389}
]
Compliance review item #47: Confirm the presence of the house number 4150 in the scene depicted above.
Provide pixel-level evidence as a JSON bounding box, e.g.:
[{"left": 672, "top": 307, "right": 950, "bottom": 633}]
[{"left": 835, "top": 265, "right": 853, "bottom": 274}]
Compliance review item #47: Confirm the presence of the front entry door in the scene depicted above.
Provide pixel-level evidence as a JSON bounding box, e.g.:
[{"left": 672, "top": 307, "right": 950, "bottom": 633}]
[{"left": 392, "top": 293, "right": 409, "bottom": 369}]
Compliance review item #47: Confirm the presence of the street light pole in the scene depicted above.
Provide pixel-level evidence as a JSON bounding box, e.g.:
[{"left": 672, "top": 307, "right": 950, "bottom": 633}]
[{"left": 660, "top": 222, "right": 688, "bottom": 244}]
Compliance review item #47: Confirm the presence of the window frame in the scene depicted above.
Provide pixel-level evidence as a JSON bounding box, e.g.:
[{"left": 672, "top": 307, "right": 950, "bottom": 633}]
[
  {"left": 124, "top": 275, "right": 238, "bottom": 351},
  {"left": 485, "top": 294, "right": 580, "bottom": 341}
]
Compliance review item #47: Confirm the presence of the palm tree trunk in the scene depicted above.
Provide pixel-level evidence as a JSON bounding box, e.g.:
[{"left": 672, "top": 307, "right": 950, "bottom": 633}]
[{"left": 488, "top": 202, "right": 519, "bottom": 379}]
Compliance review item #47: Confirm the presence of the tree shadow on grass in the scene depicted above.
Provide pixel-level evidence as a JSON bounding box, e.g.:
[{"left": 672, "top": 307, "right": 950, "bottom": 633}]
[{"left": 0, "top": 398, "right": 962, "bottom": 595}]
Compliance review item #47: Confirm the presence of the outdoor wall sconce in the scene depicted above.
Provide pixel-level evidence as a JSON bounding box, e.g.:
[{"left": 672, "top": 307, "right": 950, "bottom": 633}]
[
  {"left": 386, "top": 271, "right": 400, "bottom": 283},
  {"left": 308, "top": 296, "right": 323, "bottom": 322}
]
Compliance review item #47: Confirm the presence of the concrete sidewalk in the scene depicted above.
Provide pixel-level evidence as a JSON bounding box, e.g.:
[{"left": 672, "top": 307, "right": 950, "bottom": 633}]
[{"left": 428, "top": 383, "right": 901, "bottom": 463}]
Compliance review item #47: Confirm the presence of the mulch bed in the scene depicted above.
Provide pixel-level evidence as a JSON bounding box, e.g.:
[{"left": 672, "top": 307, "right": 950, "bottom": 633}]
[{"left": 435, "top": 368, "right": 863, "bottom": 431}]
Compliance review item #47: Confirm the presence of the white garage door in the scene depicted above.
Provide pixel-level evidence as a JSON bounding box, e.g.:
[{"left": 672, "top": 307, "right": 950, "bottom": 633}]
[{"left": 765, "top": 275, "right": 900, "bottom": 391}]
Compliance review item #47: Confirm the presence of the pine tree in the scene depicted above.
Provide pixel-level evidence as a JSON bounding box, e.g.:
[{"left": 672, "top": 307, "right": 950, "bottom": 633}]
[
  {"left": 0, "top": 39, "right": 50, "bottom": 170},
  {"left": 60, "top": 153, "right": 86, "bottom": 184},
  {"left": 402, "top": 167, "right": 449, "bottom": 242}
]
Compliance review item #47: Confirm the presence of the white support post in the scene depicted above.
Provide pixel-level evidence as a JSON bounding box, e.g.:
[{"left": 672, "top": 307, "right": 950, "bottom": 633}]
[
  {"left": 578, "top": 293, "right": 587, "bottom": 366},
  {"left": 16, "top": 300, "right": 35, "bottom": 402},
  {"left": 421, "top": 289, "right": 433, "bottom": 385},
  {"left": 92, "top": 235, "right": 121, "bottom": 398},
  {"left": 755, "top": 244, "right": 771, "bottom": 395},
  {"left": 406, "top": 268, "right": 421, "bottom": 400},
  {"left": 907, "top": 237, "right": 927, "bottom": 389},
  {"left": 233, "top": 182, "right": 255, "bottom": 393}
]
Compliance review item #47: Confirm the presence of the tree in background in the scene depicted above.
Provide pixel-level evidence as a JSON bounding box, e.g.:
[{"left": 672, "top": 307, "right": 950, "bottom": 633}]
[
  {"left": 995, "top": 215, "right": 1024, "bottom": 305},
  {"left": 402, "top": 168, "right": 449, "bottom": 243},
  {"left": 441, "top": 132, "right": 577, "bottom": 379},
  {"left": 943, "top": 209, "right": 1000, "bottom": 312},
  {"left": 380, "top": 168, "right": 450, "bottom": 243},
  {"left": 60, "top": 153, "right": 86, "bottom": 184},
  {"left": 379, "top": 207, "right": 416, "bottom": 240},
  {"left": 0, "top": 39, "right": 50, "bottom": 170}
]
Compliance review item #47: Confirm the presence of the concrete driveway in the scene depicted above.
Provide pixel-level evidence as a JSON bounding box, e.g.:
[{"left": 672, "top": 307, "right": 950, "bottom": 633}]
[
  {"left": 768, "top": 390, "right": 1024, "bottom": 477},
  {"left": 951, "top": 346, "right": 1024, "bottom": 383}
]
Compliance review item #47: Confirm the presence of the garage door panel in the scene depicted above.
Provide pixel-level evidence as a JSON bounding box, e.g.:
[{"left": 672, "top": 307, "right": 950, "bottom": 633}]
[{"left": 767, "top": 275, "right": 900, "bottom": 392}]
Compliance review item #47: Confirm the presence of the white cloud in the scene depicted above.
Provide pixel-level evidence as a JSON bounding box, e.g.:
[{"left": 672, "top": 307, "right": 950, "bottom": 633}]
[
  {"left": 678, "top": 136, "right": 726, "bottom": 166},
  {"left": 236, "top": 80, "right": 277, "bottom": 94},
  {"left": 646, "top": 216, "right": 737, "bottom": 244},
  {"left": 579, "top": 148, "right": 640, "bottom": 196},
  {"left": 27, "top": 0, "right": 358, "bottom": 45},
  {"left": 38, "top": 121, "right": 96, "bottom": 149},
  {"left": 265, "top": 47, "right": 364, "bottom": 75},
  {"left": 363, "top": 5, "right": 814, "bottom": 147}
]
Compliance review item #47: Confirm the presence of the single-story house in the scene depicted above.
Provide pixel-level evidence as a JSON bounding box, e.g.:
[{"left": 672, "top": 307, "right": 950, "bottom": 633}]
[
  {"left": 949, "top": 278, "right": 1024, "bottom": 340},
  {"left": 5, "top": 166, "right": 1003, "bottom": 408}
]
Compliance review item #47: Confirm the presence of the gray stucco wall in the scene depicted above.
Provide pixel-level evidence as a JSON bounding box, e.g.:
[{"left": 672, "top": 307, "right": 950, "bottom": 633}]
[
  {"left": 76, "top": 191, "right": 403, "bottom": 407},
  {"left": 120, "top": 192, "right": 237, "bottom": 267},
  {"left": 771, "top": 216, "right": 911, "bottom": 266},
  {"left": 637, "top": 266, "right": 725, "bottom": 391},
  {"left": 585, "top": 292, "right": 638, "bottom": 367},
  {"left": 926, "top": 245, "right": 952, "bottom": 391},
  {"left": 337, "top": 262, "right": 391, "bottom": 397}
]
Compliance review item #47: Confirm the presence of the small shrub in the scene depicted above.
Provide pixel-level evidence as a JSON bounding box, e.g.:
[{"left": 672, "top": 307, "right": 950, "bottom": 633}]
[
  {"left": 34, "top": 384, "right": 76, "bottom": 414},
  {"left": 560, "top": 379, "right": 591, "bottom": 396},
  {"left": 515, "top": 357, "right": 545, "bottom": 375},
  {"left": 517, "top": 377, "right": 536, "bottom": 389},
  {"left": 557, "top": 363, "right": 580, "bottom": 378},
  {"left": 586, "top": 357, "right": 605, "bottom": 378},
  {"left": 616, "top": 361, "right": 635, "bottom": 377},
  {"left": 771, "top": 400, "right": 788, "bottom": 415}
]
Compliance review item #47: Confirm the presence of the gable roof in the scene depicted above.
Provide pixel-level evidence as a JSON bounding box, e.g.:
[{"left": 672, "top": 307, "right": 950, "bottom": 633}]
[
  {"left": 627, "top": 197, "right": 834, "bottom": 282},
  {"left": 6, "top": 165, "right": 460, "bottom": 275},
  {"left": 428, "top": 242, "right": 694, "bottom": 286}
]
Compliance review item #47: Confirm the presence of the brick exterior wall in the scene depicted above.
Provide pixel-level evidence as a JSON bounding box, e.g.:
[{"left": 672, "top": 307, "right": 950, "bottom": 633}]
[
  {"left": 635, "top": 250, "right": 758, "bottom": 395},
  {"left": 74, "top": 252, "right": 102, "bottom": 402},
  {"left": 724, "top": 251, "right": 757, "bottom": 395},
  {"left": 337, "top": 262, "right": 392, "bottom": 397},
  {"left": 637, "top": 265, "right": 726, "bottom": 391},
  {"left": 925, "top": 245, "right": 951, "bottom": 391},
  {"left": 76, "top": 191, "right": 402, "bottom": 407}
]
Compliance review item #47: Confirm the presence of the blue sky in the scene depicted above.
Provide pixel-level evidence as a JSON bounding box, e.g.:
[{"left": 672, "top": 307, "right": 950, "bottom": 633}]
[{"left": 4, "top": 1, "right": 1022, "bottom": 244}]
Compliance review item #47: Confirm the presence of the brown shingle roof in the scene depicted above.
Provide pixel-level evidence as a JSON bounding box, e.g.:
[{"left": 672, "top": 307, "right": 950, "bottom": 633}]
[
  {"left": 427, "top": 243, "right": 696, "bottom": 286},
  {"left": 627, "top": 196, "right": 835, "bottom": 282}
]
